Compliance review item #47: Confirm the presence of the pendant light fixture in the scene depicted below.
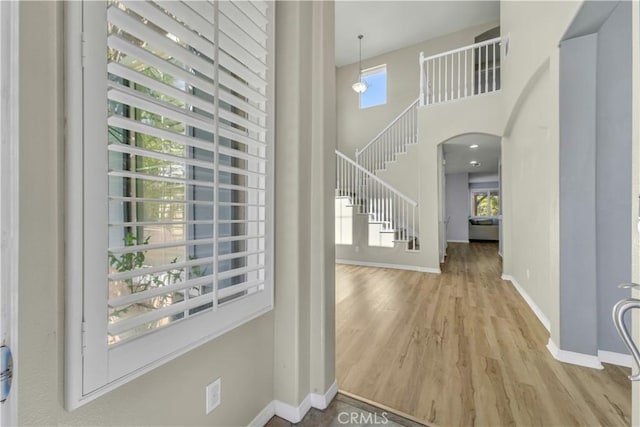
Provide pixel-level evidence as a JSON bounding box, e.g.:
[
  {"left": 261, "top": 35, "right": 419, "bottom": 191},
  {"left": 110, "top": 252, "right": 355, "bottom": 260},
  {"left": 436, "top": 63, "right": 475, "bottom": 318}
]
[{"left": 352, "top": 34, "right": 368, "bottom": 94}]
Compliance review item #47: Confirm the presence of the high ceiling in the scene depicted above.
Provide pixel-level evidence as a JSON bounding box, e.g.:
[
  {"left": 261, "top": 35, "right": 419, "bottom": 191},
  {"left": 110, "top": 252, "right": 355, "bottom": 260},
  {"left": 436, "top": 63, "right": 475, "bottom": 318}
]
[
  {"left": 335, "top": 1, "right": 500, "bottom": 67},
  {"left": 443, "top": 134, "right": 501, "bottom": 175}
]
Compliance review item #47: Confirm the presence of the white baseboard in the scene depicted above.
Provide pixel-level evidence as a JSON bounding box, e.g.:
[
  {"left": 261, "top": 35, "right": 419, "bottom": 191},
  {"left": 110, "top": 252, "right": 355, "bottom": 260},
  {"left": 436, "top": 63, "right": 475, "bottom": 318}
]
[
  {"left": 501, "top": 274, "right": 551, "bottom": 332},
  {"left": 547, "top": 339, "right": 604, "bottom": 370},
  {"left": 309, "top": 380, "right": 338, "bottom": 410},
  {"left": 247, "top": 401, "right": 275, "bottom": 427},
  {"left": 447, "top": 239, "right": 469, "bottom": 243},
  {"left": 598, "top": 350, "right": 633, "bottom": 368},
  {"left": 274, "top": 395, "right": 311, "bottom": 424},
  {"left": 501, "top": 276, "right": 632, "bottom": 370},
  {"left": 249, "top": 380, "right": 339, "bottom": 426},
  {"left": 336, "top": 259, "right": 441, "bottom": 274}
]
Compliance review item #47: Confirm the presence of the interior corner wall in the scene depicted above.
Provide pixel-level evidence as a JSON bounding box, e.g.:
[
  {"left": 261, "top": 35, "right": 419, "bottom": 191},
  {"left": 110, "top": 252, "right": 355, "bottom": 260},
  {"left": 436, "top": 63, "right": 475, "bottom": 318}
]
[
  {"left": 595, "top": 1, "right": 633, "bottom": 353},
  {"left": 501, "top": 66, "right": 559, "bottom": 339},
  {"left": 19, "top": 2, "right": 274, "bottom": 426},
  {"left": 336, "top": 20, "right": 499, "bottom": 159},
  {"left": 445, "top": 173, "right": 470, "bottom": 242},
  {"left": 273, "top": 0, "right": 337, "bottom": 408},
  {"left": 559, "top": 33, "right": 598, "bottom": 355}
]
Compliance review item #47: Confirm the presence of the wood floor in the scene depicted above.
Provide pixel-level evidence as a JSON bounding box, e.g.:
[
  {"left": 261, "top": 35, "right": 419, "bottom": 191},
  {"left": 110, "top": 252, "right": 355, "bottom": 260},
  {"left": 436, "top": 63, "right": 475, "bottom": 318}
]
[{"left": 336, "top": 242, "right": 631, "bottom": 426}]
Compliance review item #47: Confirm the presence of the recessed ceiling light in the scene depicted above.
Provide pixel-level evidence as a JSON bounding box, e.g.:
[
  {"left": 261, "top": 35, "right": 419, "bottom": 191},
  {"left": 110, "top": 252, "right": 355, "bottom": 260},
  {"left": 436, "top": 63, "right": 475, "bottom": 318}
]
[
  {"left": 470, "top": 160, "right": 481, "bottom": 167},
  {"left": 470, "top": 144, "right": 479, "bottom": 149}
]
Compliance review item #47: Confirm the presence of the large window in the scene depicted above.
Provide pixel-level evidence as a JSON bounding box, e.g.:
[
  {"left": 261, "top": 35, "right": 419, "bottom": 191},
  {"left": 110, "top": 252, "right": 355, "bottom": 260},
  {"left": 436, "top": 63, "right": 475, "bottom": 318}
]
[
  {"left": 66, "top": 0, "right": 273, "bottom": 408},
  {"left": 335, "top": 198, "right": 353, "bottom": 245},
  {"left": 471, "top": 189, "right": 499, "bottom": 217},
  {"left": 359, "top": 65, "right": 387, "bottom": 109}
]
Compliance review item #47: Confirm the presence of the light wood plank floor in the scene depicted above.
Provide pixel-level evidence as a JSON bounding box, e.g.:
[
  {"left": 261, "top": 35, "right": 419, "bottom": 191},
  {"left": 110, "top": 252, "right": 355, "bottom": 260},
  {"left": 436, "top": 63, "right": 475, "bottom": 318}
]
[{"left": 336, "top": 242, "right": 631, "bottom": 426}]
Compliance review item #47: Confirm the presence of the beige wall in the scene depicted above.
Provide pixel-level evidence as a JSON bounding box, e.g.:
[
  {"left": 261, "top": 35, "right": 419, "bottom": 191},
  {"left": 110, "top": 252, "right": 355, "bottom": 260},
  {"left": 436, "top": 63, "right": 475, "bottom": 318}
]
[
  {"left": 273, "top": 0, "right": 336, "bottom": 406},
  {"left": 500, "top": 1, "right": 581, "bottom": 346},
  {"left": 18, "top": 1, "right": 335, "bottom": 425},
  {"left": 336, "top": 20, "right": 499, "bottom": 159}
]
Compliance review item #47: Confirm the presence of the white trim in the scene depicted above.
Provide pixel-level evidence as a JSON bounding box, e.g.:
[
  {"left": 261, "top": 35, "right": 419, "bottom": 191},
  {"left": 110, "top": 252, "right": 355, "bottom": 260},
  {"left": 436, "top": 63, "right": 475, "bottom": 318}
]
[
  {"left": 598, "top": 350, "right": 633, "bottom": 368},
  {"left": 247, "top": 401, "right": 275, "bottom": 427},
  {"left": 250, "top": 381, "right": 339, "bottom": 426},
  {"left": 274, "top": 395, "right": 311, "bottom": 424},
  {"left": 501, "top": 274, "right": 551, "bottom": 332},
  {"left": 337, "top": 259, "right": 441, "bottom": 274},
  {"left": 547, "top": 339, "right": 604, "bottom": 370},
  {"left": 0, "top": 1, "right": 19, "bottom": 424},
  {"left": 309, "top": 380, "right": 338, "bottom": 410},
  {"left": 447, "top": 240, "right": 469, "bottom": 243}
]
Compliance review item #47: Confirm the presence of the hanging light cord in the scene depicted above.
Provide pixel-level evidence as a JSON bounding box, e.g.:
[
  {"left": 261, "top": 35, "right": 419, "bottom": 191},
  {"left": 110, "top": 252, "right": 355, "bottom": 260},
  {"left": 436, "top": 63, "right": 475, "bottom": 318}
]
[{"left": 358, "top": 34, "right": 363, "bottom": 76}]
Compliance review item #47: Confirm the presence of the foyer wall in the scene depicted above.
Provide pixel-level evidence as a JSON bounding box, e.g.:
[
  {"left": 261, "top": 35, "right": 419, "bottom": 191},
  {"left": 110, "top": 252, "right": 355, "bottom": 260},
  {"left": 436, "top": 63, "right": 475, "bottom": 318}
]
[{"left": 336, "top": 21, "right": 499, "bottom": 159}]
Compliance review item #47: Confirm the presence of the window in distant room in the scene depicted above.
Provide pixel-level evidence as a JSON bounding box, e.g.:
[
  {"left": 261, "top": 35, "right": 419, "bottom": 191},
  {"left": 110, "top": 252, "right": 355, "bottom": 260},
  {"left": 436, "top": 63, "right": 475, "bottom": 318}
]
[
  {"left": 360, "top": 65, "right": 387, "bottom": 109},
  {"left": 471, "top": 189, "right": 499, "bottom": 217}
]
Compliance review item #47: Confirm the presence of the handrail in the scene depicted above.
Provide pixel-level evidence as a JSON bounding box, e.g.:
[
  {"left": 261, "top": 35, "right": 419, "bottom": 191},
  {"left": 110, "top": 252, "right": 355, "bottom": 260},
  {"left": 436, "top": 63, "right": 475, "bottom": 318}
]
[
  {"left": 356, "top": 98, "right": 420, "bottom": 156},
  {"left": 336, "top": 150, "right": 417, "bottom": 206},
  {"left": 420, "top": 36, "right": 502, "bottom": 63}
]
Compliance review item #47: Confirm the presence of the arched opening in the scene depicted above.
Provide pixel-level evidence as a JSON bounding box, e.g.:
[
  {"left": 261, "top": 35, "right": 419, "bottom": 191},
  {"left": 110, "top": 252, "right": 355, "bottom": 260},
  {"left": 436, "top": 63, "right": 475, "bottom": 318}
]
[{"left": 438, "top": 133, "right": 502, "bottom": 263}]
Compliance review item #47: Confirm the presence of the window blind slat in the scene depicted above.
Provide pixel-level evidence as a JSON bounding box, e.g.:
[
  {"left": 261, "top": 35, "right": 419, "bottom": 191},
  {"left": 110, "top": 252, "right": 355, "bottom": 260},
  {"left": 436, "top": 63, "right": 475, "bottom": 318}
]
[
  {"left": 109, "top": 4, "right": 267, "bottom": 104},
  {"left": 108, "top": 34, "right": 266, "bottom": 118},
  {"left": 109, "top": 196, "right": 215, "bottom": 206},
  {"left": 109, "top": 255, "right": 215, "bottom": 282},
  {"left": 218, "top": 279, "right": 263, "bottom": 299},
  {"left": 108, "top": 142, "right": 215, "bottom": 172},
  {"left": 108, "top": 5, "right": 215, "bottom": 80},
  {"left": 109, "top": 275, "right": 213, "bottom": 309},
  {"left": 219, "top": 2, "right": 267, "bottom": 47},
  {"left": 108, "top": 115, "right": 215, "bottom": 153},
  {"left": 109, "top": 219, "right": 214, "bottom": 228},
  {"left": 108, "top": 170, "right": 215, "bottom": 188},
  {"left": 187, "top": 1, "right": 267, "bottom": 59},
  {"left": 218, "top": 264, "right": 264, "bottom": 281},
  {"left": 156, "top": 0, "right": 267, "bottom": 76},
  {"left": 108, "top": 292, "right": 216, "bottom": 337},
  {"left": 109, "top": 237, "right": 217, "bottom": 254},
  {"left": 231, "top": 0, "right": 268, "bottom": 30},
  {"left": 107, "top": 84, "right": 216, "bottom": 135},
  {"left": 107, "top": 61, "right": 216, "bottom": 120},
  {"left": 217, "top": 249, "right": 265, "bottom": 262},
  {"left": 119, "top": 0, "right": 268, "bottom": 91},
  {"left": 108, "top": 85, "right": 267, "bottom": 150}
]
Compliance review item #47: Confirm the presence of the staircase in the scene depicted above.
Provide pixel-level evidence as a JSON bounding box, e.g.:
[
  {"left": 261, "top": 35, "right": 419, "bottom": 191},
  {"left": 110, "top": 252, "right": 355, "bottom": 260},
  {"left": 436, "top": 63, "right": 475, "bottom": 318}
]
[
  {"left": 336, "top": 36, "right": 503, "bottom": 254},
  {"left": 355, "top": 98, "right": 419, "bottom": 174},
  {"left": 336, "top": 150, "right": 419, "bottom": 251}
]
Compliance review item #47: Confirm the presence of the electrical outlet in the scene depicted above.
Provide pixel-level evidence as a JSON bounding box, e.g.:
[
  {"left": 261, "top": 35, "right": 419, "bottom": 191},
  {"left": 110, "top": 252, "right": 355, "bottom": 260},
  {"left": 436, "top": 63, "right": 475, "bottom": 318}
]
[
  {"left": 355, "top": 246, "right": 360, "bottom": 253},
  {"left": 206, "top": 377, "right": 221, "bottom": 414},
  {"left": 526, "top": 269, "right": 531, "bottom": 280}
]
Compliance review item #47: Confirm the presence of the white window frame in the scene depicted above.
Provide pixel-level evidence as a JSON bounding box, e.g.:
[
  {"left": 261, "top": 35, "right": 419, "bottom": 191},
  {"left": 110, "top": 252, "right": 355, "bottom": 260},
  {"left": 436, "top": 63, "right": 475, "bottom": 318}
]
[
  {"left": 359, "top": 64, "right": 387, "bottom": 109},
  {"left": 0, "top": 1, "right": 19, "bottom": 424},
  {"left": 65, "top": 1, "right": 275, "bottom": 409},
  {"left": 470, "top": 188, "right": 500, "bottom": 218}
]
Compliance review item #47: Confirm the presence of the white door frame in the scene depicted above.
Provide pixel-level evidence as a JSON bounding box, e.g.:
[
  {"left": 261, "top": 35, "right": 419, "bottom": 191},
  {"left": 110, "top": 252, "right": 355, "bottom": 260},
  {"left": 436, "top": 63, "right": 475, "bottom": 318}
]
[
  {"left": 0, "top": 0, "right": 19, "bottom": 425},
  {"left": 632, "top": 2, "right": 640, "bottom": 426}
]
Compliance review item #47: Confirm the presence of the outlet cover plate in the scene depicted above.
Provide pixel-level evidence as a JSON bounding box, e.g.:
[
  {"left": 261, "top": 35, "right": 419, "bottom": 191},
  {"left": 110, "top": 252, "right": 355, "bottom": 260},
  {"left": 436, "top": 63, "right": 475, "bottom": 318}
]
[{"left": 206, "top": 377, "right": 221, "bottom": 414}]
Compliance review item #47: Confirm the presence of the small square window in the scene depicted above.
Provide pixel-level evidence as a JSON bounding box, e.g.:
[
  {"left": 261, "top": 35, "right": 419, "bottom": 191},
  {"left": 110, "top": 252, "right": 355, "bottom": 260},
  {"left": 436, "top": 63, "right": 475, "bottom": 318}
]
[{"left": 360, "top": 65, "right": 387, "bottom": 109}]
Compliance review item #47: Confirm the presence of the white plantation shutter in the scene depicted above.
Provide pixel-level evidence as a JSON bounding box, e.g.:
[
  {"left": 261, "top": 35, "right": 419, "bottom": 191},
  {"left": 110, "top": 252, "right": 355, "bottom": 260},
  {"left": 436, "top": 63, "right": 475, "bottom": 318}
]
[{"left": 67, "top": 0, "right": 273, "bottom": 406}]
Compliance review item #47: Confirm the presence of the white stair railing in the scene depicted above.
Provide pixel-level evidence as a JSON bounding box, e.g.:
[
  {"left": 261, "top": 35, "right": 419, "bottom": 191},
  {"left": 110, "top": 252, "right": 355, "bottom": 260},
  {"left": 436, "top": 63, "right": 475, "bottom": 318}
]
[
  {"left": 355, "top": 98, "right": 419, "bottom": 174},
  {"left": 420, "top": 37, "right": 502, "bottom": 107},
  {"left": 336, "top": 150, "right": 419, "bottom": 250}
]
